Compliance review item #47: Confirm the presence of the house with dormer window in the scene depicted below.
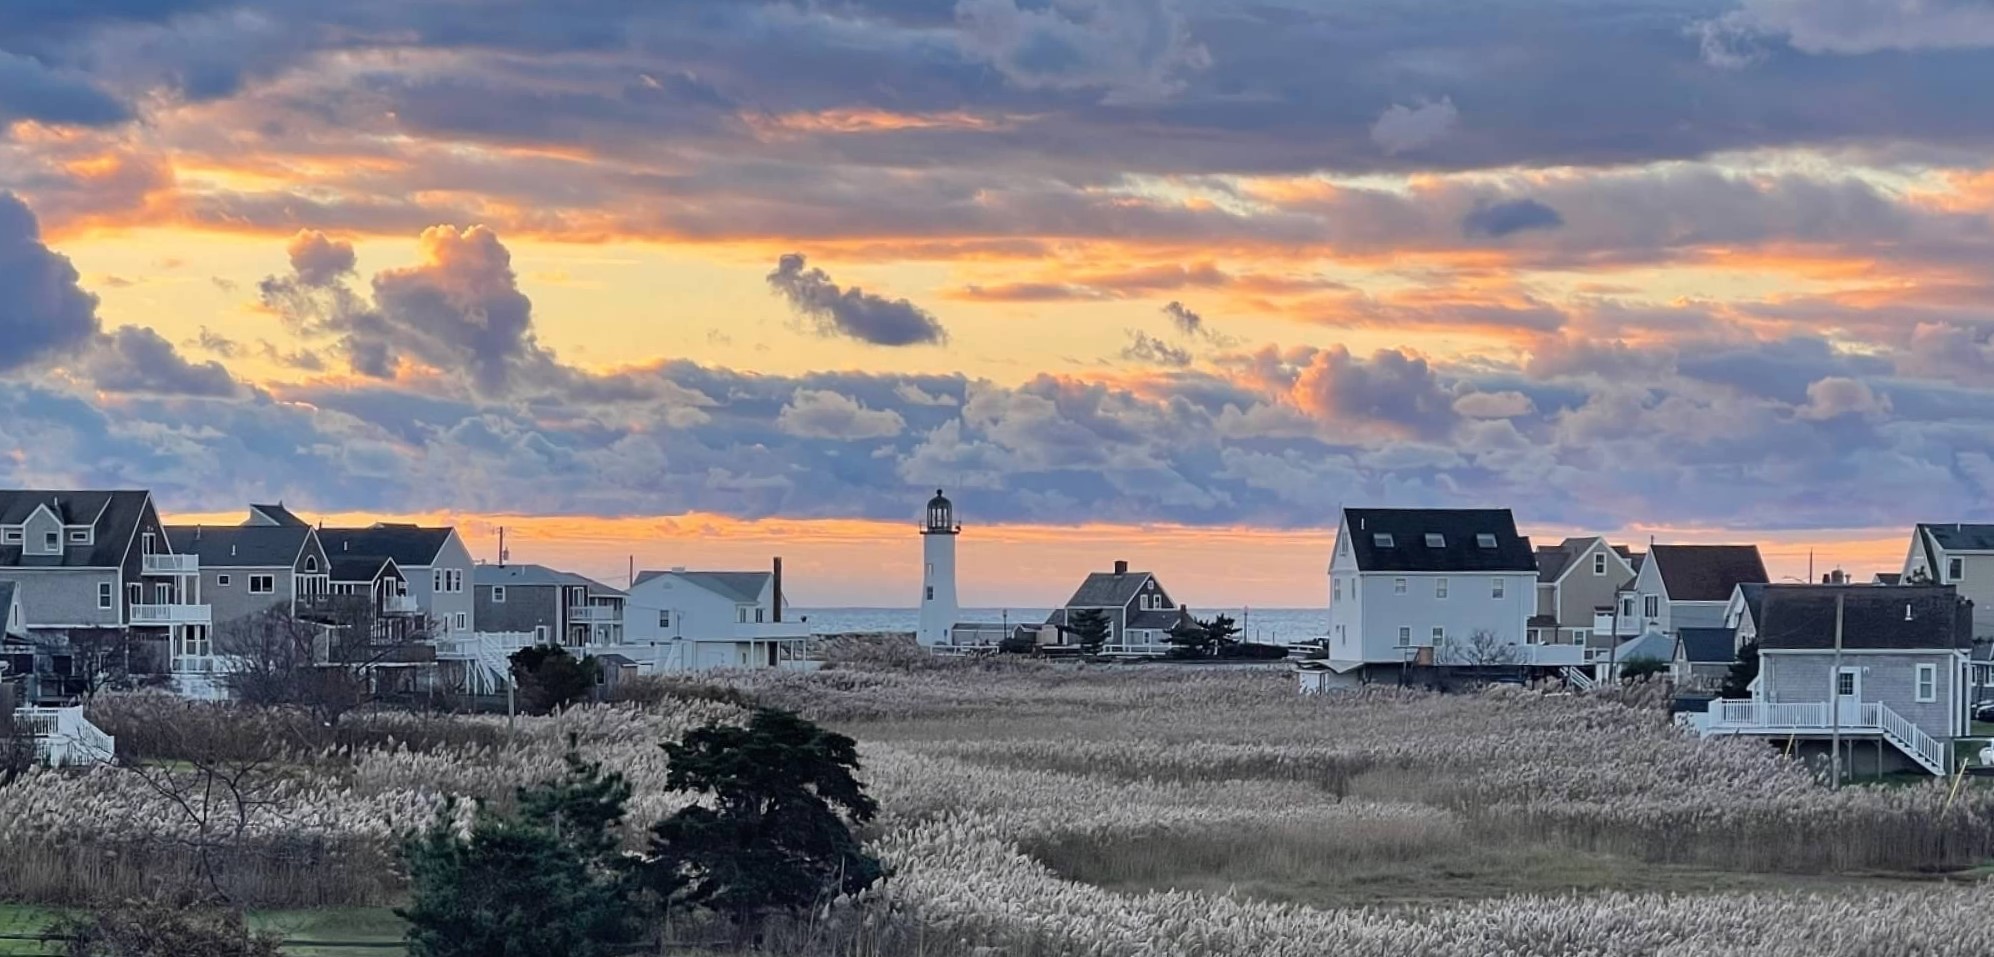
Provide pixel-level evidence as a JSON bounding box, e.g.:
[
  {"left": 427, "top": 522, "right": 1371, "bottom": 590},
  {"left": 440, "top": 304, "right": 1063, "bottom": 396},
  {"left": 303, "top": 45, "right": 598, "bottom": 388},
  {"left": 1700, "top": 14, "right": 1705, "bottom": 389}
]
[
  {"left": 1044, "top": 560, "right": 1192, "bottom": 655},
  {"left": 167, "top": 506, "right": 332, "bottom": 627},
  {"left": 1324, "top": 508, "right": 1545, "bottom": 678}
]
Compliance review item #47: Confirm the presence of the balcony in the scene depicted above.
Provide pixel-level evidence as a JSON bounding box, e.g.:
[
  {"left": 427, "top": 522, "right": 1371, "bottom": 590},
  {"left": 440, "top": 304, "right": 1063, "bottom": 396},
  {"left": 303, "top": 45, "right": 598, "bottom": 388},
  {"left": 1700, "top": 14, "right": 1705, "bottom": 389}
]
[
  {"left": 131, "top": 603, "right": 211, "bottom": 625},
  {"left": 568, "top": 605, "right": 622, "bottom": 623},
  {"left": 142, "top": 553, "right": 198, "bottom": 574},
  {"left": 383, "top": 594, "right": 420, "bottom": 615},
  {"left": 732, "top": 622, "right": 813, "bottom": 641}
]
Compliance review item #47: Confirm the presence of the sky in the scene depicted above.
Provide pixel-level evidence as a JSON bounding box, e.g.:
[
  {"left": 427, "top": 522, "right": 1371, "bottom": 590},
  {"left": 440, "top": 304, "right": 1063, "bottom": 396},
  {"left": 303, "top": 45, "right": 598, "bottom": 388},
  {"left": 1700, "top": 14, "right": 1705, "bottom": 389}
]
[{"left": 0, "top": 0, "right": 1988, "bottom": 606}]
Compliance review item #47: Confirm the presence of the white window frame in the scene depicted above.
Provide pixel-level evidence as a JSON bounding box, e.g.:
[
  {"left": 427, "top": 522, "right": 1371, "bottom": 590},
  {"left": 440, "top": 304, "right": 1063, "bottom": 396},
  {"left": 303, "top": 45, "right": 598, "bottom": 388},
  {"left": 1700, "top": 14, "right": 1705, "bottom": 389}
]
[
  {"left": 738, "top": 606, "right": 749, "bottom": 623},
  {"left": 434, "top": 569, "right": 443, "bottom": 592},
  {"left": 659, "top": 610, "right": 671, "bottom": 628},
  {"left": 1594, "top": 553, "right": 1607, "bottom": 575},
  {"left": 97, "top": 582, "right": 113, "bottom": 609},
  {"left": 43, "top": 531, "right": 58, "bottom": 550},
  {"left": 218, "top": 574, "right": 231, "bottom": 587},
  {"left": 1949, "top": 557, "right": 1964, "bottom": 581},
  {"left": 1916, "top": 663, "right": 1937, "bottom": 703},
  {"left": 1622, "top": 596, "right": 1635, "bottom": 618},
  {"left": 1644, "top": 595, "right": 1659, "bottom": 618},
  {"left": 755, "top": 607, "right": 766, "bottom": 623},
  {"left": 305, "top": 555, "right": 318, "bottom": 572},
  {"left": 1393, "top": 577, "right": 1407, "bottom": 595},
  {"left": 1493, "top": 578, "right": 1505, "bottom": 599},
  {"left": 1397, "top": 626, "right": 1410, "bottom": 646},
  {"left": 68, "top": 529, "right": 88, "bottom": 543},
  {"left": 0, "top": 528, "right": 18, "bottom": 544},
  {"left": 454, "top": 612, "right": 467, "bottom": 631},
  {"left": 1435, "top": 578, "right": 1449, "bottom": 599},
  {"left": 248, "top": 574, "right": 275, "bottom": 594},
  {"left": 1431, "top": 626, "right": 1444, "bottom": 645},
  {"left": 492, "top": 586, "right": 506, "bottom": 604}
]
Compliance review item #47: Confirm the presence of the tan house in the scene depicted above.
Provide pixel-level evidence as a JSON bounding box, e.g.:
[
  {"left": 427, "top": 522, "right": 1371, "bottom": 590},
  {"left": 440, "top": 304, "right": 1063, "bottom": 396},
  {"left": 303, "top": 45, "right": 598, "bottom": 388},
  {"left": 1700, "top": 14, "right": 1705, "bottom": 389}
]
[{"left": 1530, "top": 537, "right": 1639, "bottom": 645}]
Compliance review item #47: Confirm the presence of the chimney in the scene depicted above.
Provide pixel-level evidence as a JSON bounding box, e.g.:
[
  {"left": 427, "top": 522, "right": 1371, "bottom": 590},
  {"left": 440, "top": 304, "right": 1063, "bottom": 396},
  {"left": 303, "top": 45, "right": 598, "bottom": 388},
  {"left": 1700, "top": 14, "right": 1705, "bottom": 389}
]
[
  {"left": 1113, "top": 560, "right": 1128, "bottom": 576},
  {"left": 772, "top": 556, "right": 784, "bottom": 623}
]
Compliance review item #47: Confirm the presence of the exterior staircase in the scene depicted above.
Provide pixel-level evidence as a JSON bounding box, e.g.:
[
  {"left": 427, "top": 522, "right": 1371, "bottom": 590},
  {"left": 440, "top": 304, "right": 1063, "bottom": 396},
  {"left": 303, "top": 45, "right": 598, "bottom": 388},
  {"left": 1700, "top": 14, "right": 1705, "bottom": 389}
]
[
  {"left": 16, "top": 706, "right": 116, "bottom": 766},
  {"left": 1560, "top": 666, "right": 1598, "bottom": 691},
  {"left": 1875, "top": 701, "right": 1949, "bottom": 776},
  {"left": 1691, "top": 699, "right": 1950, "bottom": 776}
]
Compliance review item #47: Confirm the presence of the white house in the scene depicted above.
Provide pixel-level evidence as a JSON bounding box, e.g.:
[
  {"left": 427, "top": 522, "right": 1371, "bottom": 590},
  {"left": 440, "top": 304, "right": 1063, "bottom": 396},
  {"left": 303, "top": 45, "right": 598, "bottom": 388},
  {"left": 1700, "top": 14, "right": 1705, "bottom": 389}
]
[
  {"left": 1903, "top": 524, "right": 1994, "bottom": 638},
  {"left": 620, "top": 561, "right": 812, "bottom": 671},
  {"left": 1324, "top": 508, "right": 1541, "bottom": 677},
  {"left": 1624, "top": 544, "right": 1768, "bottom": 637}
]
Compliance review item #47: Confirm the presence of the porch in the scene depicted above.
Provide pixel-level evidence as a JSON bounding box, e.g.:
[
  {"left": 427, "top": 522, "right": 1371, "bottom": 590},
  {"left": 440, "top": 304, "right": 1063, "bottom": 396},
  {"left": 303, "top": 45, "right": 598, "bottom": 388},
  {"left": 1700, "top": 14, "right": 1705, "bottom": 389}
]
[{"left": 1686, "top": 699, "right": 1950, "bottom": 775}]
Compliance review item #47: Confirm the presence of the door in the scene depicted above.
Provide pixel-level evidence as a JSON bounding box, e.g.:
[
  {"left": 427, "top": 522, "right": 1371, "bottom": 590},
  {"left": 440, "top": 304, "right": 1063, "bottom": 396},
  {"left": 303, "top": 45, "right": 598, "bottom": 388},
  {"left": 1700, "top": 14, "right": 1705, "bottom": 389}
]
[{"left": 1834, "top": 666, "right": 1863, "bottom": 724}]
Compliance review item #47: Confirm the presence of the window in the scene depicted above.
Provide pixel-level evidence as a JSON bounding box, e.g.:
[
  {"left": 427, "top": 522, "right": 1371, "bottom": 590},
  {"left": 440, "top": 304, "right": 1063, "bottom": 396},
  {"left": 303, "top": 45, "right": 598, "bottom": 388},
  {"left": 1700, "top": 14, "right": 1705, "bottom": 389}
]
[
  {"left": 154, "top": 583, "right": 169, "bottom": 603},
  {"left": 659, "top": 610, "right": 671, "bottom": 628},
  {"left": 1477, "top": 533, "right": 1497, "bottom": 549},
  {"left": 1393, "top": 577, "right": 1407, "bottom": 595},
  {"left": 1373, "top": 533, "right": 1395, "bottom": 548},
  {"left": 1836, "top": 671, "right": 1856, "bottom": 697},
  {"left": 97, "top": 582, "right": 112, "bottom": 609},
  {"left": 755, "top": 607, "right": 765, "bottom": 623},
  {"left": 218, "top": 574, "right": 232, "bottom": 587},
  {"left": 1916, "top": 664, "right": 1937, "bottom": 703},
  {"left": 1594, "top": 553, "right": 1607, "bottom": 575},
  {"left": 1425, "top": 533, "right": 1445, "bottom": 548},
  {"left": 1333, "top": 579, "right": 1342, "bottom": 601},
  {"left": 1622, "top": 596, "right": 1635, "bottom": 618},
  {"left": 68, "top": 529, "right": 87, "bottom": 543},
  {"left": 43, "top": 531, "right": 58, "bottom": 550},
  {"left": 925, "top": 586, "right": 934, "bottom": 600},
  {"left": 492, "top": 586, "right": 506, "bottom": 604},
  {"left": 1435, "top": 578, "right": 1449, "bottom": 599},
  {"left": 738, "top": 607, "right": 748, "bottom": 623},
  {"left": 0, "top": 528, "right": 17, "bottom": 544},
  {"left": 453, "top": 612, "right": 467, "bottom": 631},
  {"left": 1397, "top": 626, "right": 1410, "bottom": 646},
  {"left": 126, "top": 583, "right": 141, "bottom": 604},
  {"left": 305, "top": 555, "right": 318, "bottom": 572},
  {"left": 451, "top": 570, "right": 464, "bottom": 592},
  {"left": 1431, "top": 626, "right": 1444, "bottom": 645},
  {"left": 1492, "top": 578, "right": 1505, "bottom": 599},
  {"left": 248, "top": 574, "right": 275, "bottom": 594},
  {"left": 1949, "top": 557, "right": 1964, "bottom": 580},
  {"left": 142, "top": 531, "right": 154, "bottom": 554},
  {"left": 1644, "top": 595, "right": 1659, "bottom": 618},
  {"left": 434, "top": 570, "right": 443, "bottom": 592}
]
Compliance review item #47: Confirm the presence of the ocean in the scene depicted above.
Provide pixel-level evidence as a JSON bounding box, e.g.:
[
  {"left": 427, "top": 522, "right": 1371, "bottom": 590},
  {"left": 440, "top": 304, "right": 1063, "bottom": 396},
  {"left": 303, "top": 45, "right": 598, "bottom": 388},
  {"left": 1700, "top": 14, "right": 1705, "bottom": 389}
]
[{"left": 793, "top": 607, "right": 1329, "bottom": 644}]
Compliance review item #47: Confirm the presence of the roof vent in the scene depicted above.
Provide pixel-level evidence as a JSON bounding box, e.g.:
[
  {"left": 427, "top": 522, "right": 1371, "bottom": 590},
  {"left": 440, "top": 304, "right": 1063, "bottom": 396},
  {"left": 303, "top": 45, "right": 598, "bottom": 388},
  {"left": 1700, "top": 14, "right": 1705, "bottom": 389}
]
[
  {"left": 1905, "top": 603, "right": 1915, "bottom": 621},
  {"left": 671, "top": 566, "right": 686, "bottom": 574}
]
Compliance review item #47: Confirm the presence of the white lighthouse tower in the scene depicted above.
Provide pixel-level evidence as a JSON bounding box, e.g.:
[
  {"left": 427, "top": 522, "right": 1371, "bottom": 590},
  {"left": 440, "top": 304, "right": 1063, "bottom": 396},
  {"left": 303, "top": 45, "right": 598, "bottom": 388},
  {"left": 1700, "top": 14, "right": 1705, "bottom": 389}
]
[{"left": 917, "top": 488, "right": 960, "bottom": 647}]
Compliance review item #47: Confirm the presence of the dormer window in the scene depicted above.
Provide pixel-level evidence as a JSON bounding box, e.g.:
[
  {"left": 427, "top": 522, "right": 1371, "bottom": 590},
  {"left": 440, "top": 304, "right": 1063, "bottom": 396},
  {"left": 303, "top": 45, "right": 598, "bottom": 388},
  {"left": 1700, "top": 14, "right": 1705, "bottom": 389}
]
[
  {"left": 1425, "top": 533, "right": 1445, "bottom": 548},
  {"left": 43, "top": 531, "right": 59, "bottom": 550},
  {"left": 1477, "top": 533, "right": 1497, "bottom": 549},
  {"left": 1373, "top": 533, "right": 1395, "bottom": 548},
  {"left": 68, "top": 529, "right": 88, "bottom": 544},
  {"left": 1, "top": 528, "right": 17, "bottom": 544}
]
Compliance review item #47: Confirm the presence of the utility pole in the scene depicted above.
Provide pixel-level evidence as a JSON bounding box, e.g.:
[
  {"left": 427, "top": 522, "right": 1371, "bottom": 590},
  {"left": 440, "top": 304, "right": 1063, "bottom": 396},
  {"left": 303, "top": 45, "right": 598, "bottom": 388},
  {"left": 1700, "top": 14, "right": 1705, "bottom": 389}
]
[{"left": 1830, "top": 589, "right": 1845, "bottom": 790}]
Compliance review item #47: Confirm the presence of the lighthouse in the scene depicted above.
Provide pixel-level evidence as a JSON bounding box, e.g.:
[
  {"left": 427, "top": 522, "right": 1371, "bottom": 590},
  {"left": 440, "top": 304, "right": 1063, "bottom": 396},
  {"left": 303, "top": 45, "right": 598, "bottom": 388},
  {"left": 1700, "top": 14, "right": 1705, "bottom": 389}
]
[{"left": 917, "top": 488, "right": 960, "bottom": 647}]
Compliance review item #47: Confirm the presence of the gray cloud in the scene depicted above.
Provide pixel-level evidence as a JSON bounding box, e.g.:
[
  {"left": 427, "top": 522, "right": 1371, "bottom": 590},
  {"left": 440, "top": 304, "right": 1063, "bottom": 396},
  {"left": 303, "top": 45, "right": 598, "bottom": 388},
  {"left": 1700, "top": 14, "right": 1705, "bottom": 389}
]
[
  {"left": 286, "top": 229, "right": 356, "bottom": 287},
  {"left": 1163, "top": 301, "right": 1204, "bottom": 337},
  {"left": 0, "top": 192, "right": 102, "bottom": 372},
  {"left": 1462, "top": 199, "right": 1564, "bottom": 238},
  {"left": 767, "top": 253, "right": 947, "bottom": 347},
  {"left": 1371, "top": 97, "right": 1459, "bottom": 154},
  {"left": 953, "top": 0, "right": 1210, "bottom": 103},
  {"left": 1703, "top": 0, "right": 1994, "bottom": 58},
  {"left": 776, "top": 388, "right": 907, "bottom": 440},
  {"left": 83, "top": 325, "right": 239, "bottom": 397},
  {"left": 1121, "top": 330, "right": 1192, "bottom": 367}
]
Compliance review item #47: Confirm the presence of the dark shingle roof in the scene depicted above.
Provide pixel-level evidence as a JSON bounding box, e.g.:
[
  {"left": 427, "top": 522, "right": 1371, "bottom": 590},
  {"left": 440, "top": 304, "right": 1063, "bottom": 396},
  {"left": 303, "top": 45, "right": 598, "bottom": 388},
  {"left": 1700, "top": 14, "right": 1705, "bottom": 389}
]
[
  {"left": 1343, "top": 508, "right": 1536, "bottom": 573},
  {"left": 1535, "top": 546, "right": 1574, "bottom": 583},
  {"left": 330, "top": 555, "right": 401, "bottom": 583},
  {"left": 1735, "top": 582, "right": 1769, "bottom": 627},
  {"left": 1919, "top": 523, "right": 1994, "bottom": 552},
  {"left": 1676, "top": 627, "right": 1736, "bottom": 664},
  {"left": 248, "top": 504, "right": 309, "bottom": 527},
  {"left": 476, "top": 563, "right": 625, "bottom": 596},
  {"left": 1128, "top": 608, "right": 1189, "bottom": 630},
  {"left": 1649, "top": 545, "right": 1768, "bottom": 602},
  {"left": 165, "top": 525, "right": 310, "bottom": 567},
  {"left": 0, "top": 490, "right": 152, "bottom": 568},
  {"left": 1759, "top": 585, "right": 1972, "bottom": 651},
  {"left": 319, "top": 525, "right": 455, "bottom": 568},
  {"left": 1062, "top": 571, "right": 1153, "bottom": 608},
  {"left": 634, "top": 570, "right": 764, "bottom": 603}
]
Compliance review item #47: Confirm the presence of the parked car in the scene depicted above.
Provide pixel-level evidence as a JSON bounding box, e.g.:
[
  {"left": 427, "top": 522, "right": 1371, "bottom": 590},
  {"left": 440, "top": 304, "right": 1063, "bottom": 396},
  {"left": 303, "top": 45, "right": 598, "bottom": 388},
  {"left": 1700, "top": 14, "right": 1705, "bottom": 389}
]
[{"left": 1973, "top": 701, "right": 1994, "bottom": 723}]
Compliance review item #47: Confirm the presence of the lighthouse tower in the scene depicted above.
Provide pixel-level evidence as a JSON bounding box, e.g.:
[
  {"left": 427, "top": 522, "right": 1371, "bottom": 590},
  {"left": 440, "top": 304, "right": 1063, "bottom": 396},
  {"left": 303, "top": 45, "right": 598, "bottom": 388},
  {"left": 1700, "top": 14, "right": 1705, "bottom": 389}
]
[{"left": 917, "top": 489, "right": 960, "bottom": 647}]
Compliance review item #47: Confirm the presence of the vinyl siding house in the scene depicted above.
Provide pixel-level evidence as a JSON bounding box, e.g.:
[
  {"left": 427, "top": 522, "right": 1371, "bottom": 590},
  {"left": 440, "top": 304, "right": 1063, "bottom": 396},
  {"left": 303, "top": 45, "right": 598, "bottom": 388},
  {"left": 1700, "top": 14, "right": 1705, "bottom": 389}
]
[
  {"left": 1044, "top": 560, "right": 1190, "bottom": 655},
  {"left": 1324, "top": 508, "right": 1550, "bottom": 679},
  {"left": 1672, "top": 627, "right": 1738, "bottom": 691},
  {"left": 622, "top": 566, "right": 810, "bottom": 671},
  {"left": 1902, "top": 524, "right": 1994, "bottom": 638},
  {"left": 165, "top": 510, "right": 332, "bottom": 626},
  {"left": 1626, "top": 545, "right": 1768, "bottom": 637},
  {"left": 0, "top": 490, "right": 212, "bottom": 700},
  {"left": 1531, "top": 537, "right": 1638, "bottom": 646},
  {"left": 474, "top": 564, "right": 626, "bottom": 648},
  {"left": 318, "top": 524, "right": 475, "bottom": 637},
  {"left": 1690, "top": 585, "right": 1971, "bottom": 776}
]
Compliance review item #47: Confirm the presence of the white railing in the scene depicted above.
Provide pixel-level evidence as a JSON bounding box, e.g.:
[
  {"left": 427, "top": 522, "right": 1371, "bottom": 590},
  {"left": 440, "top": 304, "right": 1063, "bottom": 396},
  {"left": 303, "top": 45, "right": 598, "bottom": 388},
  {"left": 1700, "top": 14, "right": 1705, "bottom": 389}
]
[
  {"left": 1524, "top": 644, "right": 1588, "bottom": 667},
  {"left": 130, "top": 603, "right": 210, "bottom": 625},
  {"left": 1714, "top": 700, "right": 1834, "bottom": 728},
  {"left": 567, "top": 605, "right": 621, "bottom": 623},
  {"left": 142, "top": 553, "right": 198, "bottom": 574},
  {"left": 1560, "top": 666, "right": 1597, "bottom": 690},
  {"left": 382, "top": 594, "right": 419, "bottom": 615},
  {"left": 16, "top": 706, "right": 115, "bottom": 765},
  {"left": 732, "top": 622, "right": 813, "bottom": 640},
  {"left": 1876, "top": 701, "right": 1949, "bottom": 774}
]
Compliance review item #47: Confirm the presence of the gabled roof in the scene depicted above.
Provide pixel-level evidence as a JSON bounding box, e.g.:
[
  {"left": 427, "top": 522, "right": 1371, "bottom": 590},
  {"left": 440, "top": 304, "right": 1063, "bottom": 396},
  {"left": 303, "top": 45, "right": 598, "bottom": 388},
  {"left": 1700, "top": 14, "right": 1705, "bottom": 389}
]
[
  {"left": 0, "top": 490, "right": 154, "bottom": 568},
  {"left": 1759, "top": 585, "right": 1972, "bottom": 651},
  {"left": 329, "top": 555, "right": 401, "bottom": 584},
  {"left": 1873, "top": 572, "right": 1902, "bottom": 586},
  {"left": 1616, "top": 631, "right": 1676, "bottom": 663},
  {"left": 247, "top": 503, "right": 310, "bottom": 527},
  {"left": 1734, "top": 582, "right": 1769, "bottom": 627},
  {"left": 319, "top": 524, "right": 456, "bottom": 569},
  {"left": 1342, "top": 508, "right": 1536, "bottom": 573},
  {"left": 165, "top": 525, "right": 312, "bottom": 567},
  {"left": 1917, "top": 523, "right": 1994, "bottom": 552},
  {"left": 633, "top": 569, "right": 766, "bottom": 603},
  {"left": 1648, "top": 545, "right": 1768, "bottom": 602},
  {"left": 476, "top": 563, "right": 626, "bottom": 596},
  {"left": 1675, "top": 627, "right": 1736, "bottom": 664},
  {"left": 1062, "top": 570, "right": 1155, "bottom": 608},
  {"left": 1128, "top": 607, "right": 1191, "bottom": 631},
  {"left": 1534, "top": 536, "right": 1630, "bottom": 584}
]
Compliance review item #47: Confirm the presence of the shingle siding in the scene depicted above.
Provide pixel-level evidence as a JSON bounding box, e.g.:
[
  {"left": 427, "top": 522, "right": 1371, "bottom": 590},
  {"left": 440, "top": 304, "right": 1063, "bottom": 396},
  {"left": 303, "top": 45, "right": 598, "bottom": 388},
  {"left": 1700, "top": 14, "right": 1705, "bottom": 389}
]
[
  {"left": 476, "top": 584, "right": 561, "bottom": 636},
  {"left": 0, "top": 568, "right": 120, "bottom": 626},
  {"left": 1766, "top": 651, "right": 1961, "bottom": 737}
]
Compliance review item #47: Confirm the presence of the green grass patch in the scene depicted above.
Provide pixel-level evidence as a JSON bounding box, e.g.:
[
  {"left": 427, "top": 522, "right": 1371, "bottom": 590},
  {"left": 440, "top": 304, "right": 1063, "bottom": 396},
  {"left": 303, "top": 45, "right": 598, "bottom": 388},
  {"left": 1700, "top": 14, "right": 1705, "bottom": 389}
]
[{"left": 0, "top": 903, "right": 404, "bottom": 957}]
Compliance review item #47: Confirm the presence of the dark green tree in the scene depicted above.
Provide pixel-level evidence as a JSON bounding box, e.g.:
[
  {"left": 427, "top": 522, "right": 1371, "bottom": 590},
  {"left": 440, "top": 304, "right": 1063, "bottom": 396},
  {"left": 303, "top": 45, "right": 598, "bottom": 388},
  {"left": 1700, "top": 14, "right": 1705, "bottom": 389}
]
[
  {"left": 1719, "top": 641, "right": 1760, "bottom": 698},
  {"left": 1067, "top": 609, "right": 1111, "bottom": 654},
  {"left": 399, "top": 747, "right": 637, "bottom": 957},
  {"left": 509, "top": 646, "right": 597, "bottom": 713},
  {"left": 1166, "top": 614, "right": 1243, "bottom": 659},
  {"left": 644, "top": 708, "right": 885, "bottom": 928},
  {"left": 1620, "top": 656, "right": 1669, "bottom": 683}
]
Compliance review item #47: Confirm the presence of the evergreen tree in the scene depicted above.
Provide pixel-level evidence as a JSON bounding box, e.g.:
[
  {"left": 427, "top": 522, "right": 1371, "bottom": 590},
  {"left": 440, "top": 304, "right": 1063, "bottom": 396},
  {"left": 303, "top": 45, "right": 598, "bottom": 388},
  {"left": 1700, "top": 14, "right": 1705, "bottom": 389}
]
[
  {"left": 644, "top": 708, "right": 885, "bottom": 927},
  {"left": 1068, "top": 609, "right": 1111, "bottom": 654},
  {"left": 1719, "top": 641, "right": 1760, "bottom": 698},
  {"left": 508, "top": 646, "right": 598, "bottom": 713},
  {"left": 399, "top": 747, "right": 637, "bottom": 957}
]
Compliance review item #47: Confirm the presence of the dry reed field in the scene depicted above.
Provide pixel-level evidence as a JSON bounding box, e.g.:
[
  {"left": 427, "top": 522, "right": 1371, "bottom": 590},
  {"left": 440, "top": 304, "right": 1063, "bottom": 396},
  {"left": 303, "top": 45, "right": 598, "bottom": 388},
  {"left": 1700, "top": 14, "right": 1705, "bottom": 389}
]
[{"left": 5, "top": 656, "right": 1994, "bottom": 955}]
